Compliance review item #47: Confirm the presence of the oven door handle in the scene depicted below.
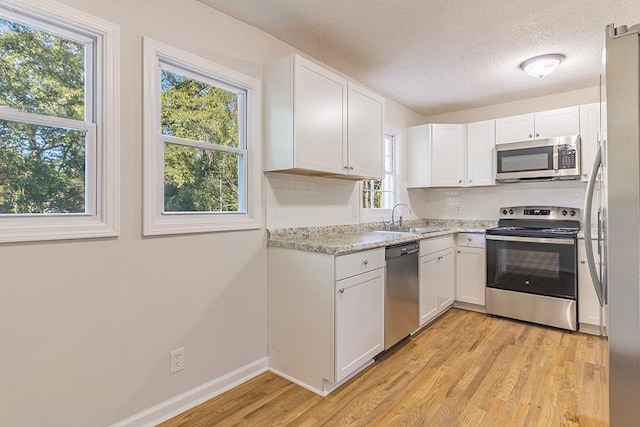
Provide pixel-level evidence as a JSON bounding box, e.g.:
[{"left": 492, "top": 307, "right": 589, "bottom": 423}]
[{"left": 486, "top": 235, "right": 575, "bottom": 245}]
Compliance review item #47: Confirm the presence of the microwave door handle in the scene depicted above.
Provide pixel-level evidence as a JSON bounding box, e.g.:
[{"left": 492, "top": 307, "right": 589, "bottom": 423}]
[{"left": 552, "top": 147, "right": 559, "bottom": 170}]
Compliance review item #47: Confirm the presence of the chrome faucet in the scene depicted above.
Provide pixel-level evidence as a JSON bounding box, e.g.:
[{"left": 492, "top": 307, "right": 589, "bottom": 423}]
[{"left": 391, "top": 202, "right": 410, "bottom": 229}]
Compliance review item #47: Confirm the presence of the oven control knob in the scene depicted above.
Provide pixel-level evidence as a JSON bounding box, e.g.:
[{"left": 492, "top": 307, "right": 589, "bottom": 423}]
[
  {"left": 562, "top": 209, "right": 568, "bottom": 216},
  {"left": 570, "top": 210, "right": 576, "bottom": 216},
  {"left": 502, "top": 209, "right": 507, "bottom": 215},
  {"left": 508, "top": 209, "right": 514, "bottom": 215}
]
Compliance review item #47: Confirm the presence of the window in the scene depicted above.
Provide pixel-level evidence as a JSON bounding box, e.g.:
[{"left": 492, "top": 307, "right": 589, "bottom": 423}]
[
  {"left": 143, "top": 38, "right": 262, "bottom": 235},
  {"left": 362, "top": 132, "right": 396, "bottom": 209},
  {"left": 0, "top": 0, "right": 119, "bottom": 243}
]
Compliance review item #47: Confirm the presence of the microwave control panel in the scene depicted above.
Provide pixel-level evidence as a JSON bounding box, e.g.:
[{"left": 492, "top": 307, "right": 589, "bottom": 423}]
[{"left": 558, "top": 144, "right": 577, "bottom": 169}]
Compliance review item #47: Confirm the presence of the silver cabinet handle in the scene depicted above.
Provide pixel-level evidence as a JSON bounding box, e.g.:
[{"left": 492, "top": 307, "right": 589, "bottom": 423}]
[
  {"left": 362, "top": 259, "right": 368, "bottom": 265},
  {"left": 339, "top": 288, "right": 345, "bottom": 294},
  {"left": 469, "top": 179, "right": 473, "bottom": 182},
  {"left": 529, "top": 133, "right": 533, "bottom": 138},
  {"left": 343, "top": 166, "right": 349, "bottom": 170},
  {"left": 458, "top": 179, "right": 462, "bottom": 183},
  {"left": 580, "top": 260, "right": 586, "bottom": 264},
  {"left": 535, "top": 133, "right": 539, "bottom": 137},
  {"left": 457, "top": 250, "right": 460, "bottom": 254},
  {"left": 348, "top": 166, "right": 354, "bottom": 170}
]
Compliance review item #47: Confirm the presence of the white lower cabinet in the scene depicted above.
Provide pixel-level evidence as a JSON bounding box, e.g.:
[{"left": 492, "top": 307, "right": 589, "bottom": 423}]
[
  {"left": 578, "top": 238, "right": 604, "bottom": 334},
  {"left": 419, "top": 236, "right": 455, "bottom": 325},
  {"left": 335, "top": 269, "right": 384, "bottom": 382},
  {"left": 455, "top": 233, "right": 486, "bottom": 307},
  {"left": 268, "top": 247, "right": 385, "bottom": 395}
]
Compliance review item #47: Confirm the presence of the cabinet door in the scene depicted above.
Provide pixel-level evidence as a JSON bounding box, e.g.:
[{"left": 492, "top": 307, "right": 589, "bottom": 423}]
[
  {"left": 419, "top": 252, "right": 439, "bottom": 325},
  {"left": 437, "top": 249, "right": 455, "bottom": 311},
  {"left": 578, "top": 239, "right": 602, "bottom": 328},
  {"left": 431, "top": 124, "right": 465, "bottom": 186},
  {"left": 579, "top": 103, "right": 600, "bottom": 182},
  {"left": 335, "top": 268, "right": 384, "bottom": 382},
  {"left": 293, "top": 56, "right": 347, "bottom": 174},
  {"left": 455, "top": 246, "right": 486, "bottom": 305},
  {"left": 405, "top": 124, "right": 432, "bottom": 188},
  {"left": 534, "top": 106, "right": 580, "bottom": 139},
  {"left": 347, "top": 82, "right": 384, "bottom": 179},
  {"left": 466, "top": 120, "right": 495, "bottom": 186},
  {"left": 495, "top": 114, "right": 534, "bottom": 144}
]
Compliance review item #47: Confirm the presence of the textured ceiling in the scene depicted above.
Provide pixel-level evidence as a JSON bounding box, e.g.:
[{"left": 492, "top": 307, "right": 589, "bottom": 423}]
[{"left": 200, "top": 0, "right": 640, "bottom": 116}]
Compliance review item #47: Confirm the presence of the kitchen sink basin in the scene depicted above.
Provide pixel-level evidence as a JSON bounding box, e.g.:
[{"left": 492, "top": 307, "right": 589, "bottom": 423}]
[{"left": 373, "top": 227, "right": 449, "bottom": 234}]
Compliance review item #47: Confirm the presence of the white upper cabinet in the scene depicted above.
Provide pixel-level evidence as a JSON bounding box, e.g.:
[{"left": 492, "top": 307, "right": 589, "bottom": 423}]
[
  {"left": 495, "top": 113, "right": 534, "bottom": 144},
  {"left": 495, "top": 106, "right": 579, "bottom": 144},
  {"left": 406, "top": 124, "right": 464, "bottom": 188},
  {"left": 293, "top": 57, "right": 347, "bottom": 174},
  {"left": 406, "top": 122, "right": 492, "bottom": 188},
  {"left": 405, "top": 124, "right": 432, "bottom": 188},
  {"left": 264, "top": 54, "right": 384, "bottom": 179},
  {"left": 465, "top": 120, "right": 495, "bottom": 186},
  {"left": 579, "top": 103, "right": 601, "bottom": 182},
  {"left": 432, "top": 124, "right": 466, "bottom": 186},
  {"left": 347, "top": 82, "right": 385, "bottom": 179}
]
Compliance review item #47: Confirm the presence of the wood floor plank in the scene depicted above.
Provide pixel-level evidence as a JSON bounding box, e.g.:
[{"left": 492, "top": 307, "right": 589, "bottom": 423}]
[{"left": 159, "top": 309, "right": 609, "bottom": 427}]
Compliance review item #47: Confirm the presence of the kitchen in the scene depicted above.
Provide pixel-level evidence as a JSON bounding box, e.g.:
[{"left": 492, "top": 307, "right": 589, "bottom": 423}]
[{"left": 0, "top": 0, "right": 638, "bottom": 426}]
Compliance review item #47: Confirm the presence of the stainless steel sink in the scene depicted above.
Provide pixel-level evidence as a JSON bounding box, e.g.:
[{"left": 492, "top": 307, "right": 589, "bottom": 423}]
[
  {"left": 373, "top": 227, "right": 448, "bottom": 234},
  {"left": 409, "top": 227, "right": 449, "bottom": 234}
]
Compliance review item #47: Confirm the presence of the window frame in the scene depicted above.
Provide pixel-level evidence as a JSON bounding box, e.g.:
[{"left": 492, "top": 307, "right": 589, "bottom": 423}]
[
  {"left": 142, "top": 37, "right": 262, "bottom": 235},
  {"left": 361, "top": 127, "right": 400, "bottom": 217},
  {"left": 0, "top": 0, "right": 119, "bottom": 243}
]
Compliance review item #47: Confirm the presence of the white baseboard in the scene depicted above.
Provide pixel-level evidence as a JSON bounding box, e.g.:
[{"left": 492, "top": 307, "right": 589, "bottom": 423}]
[
  {"left": 269, "top": 367, "right": 325, "bottom": 396},
  {"left": 453, "top": 301, "right": 487, "bottom": 313},
  {"left": 111, "top": 357, "right": 269, "bottom": 427},
  {"left": 579, "top": 322, "right": 604, "bottom": 336}
]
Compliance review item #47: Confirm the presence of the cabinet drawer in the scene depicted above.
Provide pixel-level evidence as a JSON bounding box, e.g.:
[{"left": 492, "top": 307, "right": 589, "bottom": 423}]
[
  {"left": 419, "top": 235, "right": 454, "bottom": 256},
  {"left": 335, "top": 248, "right": 385, "bottom": 281},
  {"left": 456, "top": 233, "right": 486, "bottom": 248}
]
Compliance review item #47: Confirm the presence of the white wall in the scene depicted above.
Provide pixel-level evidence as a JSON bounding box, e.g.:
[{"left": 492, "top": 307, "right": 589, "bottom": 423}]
[
  {"left": 426, "top": 86, "right": 599, "bottom": 123},
  {"left": 1, "top": 1, "right": 278, "bottom": 426}
]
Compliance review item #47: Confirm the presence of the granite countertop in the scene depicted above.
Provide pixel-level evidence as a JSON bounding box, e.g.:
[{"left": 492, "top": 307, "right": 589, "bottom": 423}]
[{"left": 268, "top": 220, "right": 496, "bottom": 255}]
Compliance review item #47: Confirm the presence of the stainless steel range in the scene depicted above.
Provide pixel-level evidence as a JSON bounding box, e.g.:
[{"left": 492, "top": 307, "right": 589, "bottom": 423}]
[{"left": 485, "top": 206, "right": 580, "bottom": 331}]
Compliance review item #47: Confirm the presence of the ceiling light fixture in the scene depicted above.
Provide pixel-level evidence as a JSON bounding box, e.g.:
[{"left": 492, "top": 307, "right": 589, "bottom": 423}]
[{"left": 520, "top": 54, "right": 566, "bottom": 79}]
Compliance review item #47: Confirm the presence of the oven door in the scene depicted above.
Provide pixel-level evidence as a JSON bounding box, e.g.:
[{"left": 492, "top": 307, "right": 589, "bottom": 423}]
[{"left": 486, "top": 235, "right": 577, "bottom": 299}]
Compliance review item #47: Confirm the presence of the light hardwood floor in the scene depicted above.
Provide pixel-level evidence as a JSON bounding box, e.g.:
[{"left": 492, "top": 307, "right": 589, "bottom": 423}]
[{"left": 160, "top": 309, "right": 608, "bottom": 426}]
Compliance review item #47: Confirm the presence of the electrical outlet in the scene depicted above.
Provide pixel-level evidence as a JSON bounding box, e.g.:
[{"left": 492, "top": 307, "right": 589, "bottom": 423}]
[{"left": 170, "top": 347, "right": 184, "bottom": 374}]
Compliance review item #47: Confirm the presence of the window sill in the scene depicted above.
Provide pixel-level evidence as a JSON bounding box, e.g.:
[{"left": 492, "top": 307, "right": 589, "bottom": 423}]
[
  {"left": 143, "top": 213, "right": 262, "bottom": 236},
  {"left": 0, "top": 216, "right": 119, "bottom": 243}
]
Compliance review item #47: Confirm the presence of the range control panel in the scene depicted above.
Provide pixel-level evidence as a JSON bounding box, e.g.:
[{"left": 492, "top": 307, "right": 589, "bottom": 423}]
[{"left": 499, "top": 206, "right": 580, "bottom": 220}]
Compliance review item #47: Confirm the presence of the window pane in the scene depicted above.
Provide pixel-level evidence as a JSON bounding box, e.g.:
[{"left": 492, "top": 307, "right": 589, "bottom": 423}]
[
  {"left": 0, "top": 119, "right": 86, "bottom": 213},
  {"left": 161, "top": 69, "right": 241, "bottom": 147},
  {"left": 164, "top": 143, "right": 242, "bottom": 213},
  {"left": 0, "top": 17, "right": 85, "bottom": 120}
]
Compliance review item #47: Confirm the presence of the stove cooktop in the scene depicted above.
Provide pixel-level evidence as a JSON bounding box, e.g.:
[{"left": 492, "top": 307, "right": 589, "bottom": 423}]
[{"left": 486, "top": 225, "right": 579, "bottom": 238}]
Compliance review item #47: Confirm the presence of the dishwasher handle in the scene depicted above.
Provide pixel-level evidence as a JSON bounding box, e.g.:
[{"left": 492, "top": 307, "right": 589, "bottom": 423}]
[{"left": 385, "top": 243, "right": 419, "bottom": 259}]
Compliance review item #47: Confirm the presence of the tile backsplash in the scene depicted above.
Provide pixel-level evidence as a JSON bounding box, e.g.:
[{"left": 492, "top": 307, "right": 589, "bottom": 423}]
[
  {"left": 408, "top": 180, "right": 591, "bottom": 221},
  {"left": 266, "top": 173, "right": 360, "bottom": 228},
  {"left": 266, "top": 173, "right": 594, "bottom": 229}
]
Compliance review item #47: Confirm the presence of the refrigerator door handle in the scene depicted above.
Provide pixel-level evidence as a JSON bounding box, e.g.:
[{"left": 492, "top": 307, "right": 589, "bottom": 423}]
[{"left": 583, "top": 144, "right": 605, "bottom": 307}]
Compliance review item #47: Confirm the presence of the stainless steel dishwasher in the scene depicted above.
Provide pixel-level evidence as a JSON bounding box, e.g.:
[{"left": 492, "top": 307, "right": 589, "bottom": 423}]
[{"left": 385, "top": 242, "right": 419, "bottom": 349}]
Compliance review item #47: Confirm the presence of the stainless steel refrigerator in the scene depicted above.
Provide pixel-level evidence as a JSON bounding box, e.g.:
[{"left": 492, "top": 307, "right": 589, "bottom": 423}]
[{"left": 584, "top": 22, "right": 640, "bottom": 425}]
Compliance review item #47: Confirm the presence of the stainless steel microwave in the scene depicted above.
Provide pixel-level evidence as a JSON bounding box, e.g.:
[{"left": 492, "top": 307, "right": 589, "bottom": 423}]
[{"left": 495, "top": 135, "right": 581, "bottom": 182}]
